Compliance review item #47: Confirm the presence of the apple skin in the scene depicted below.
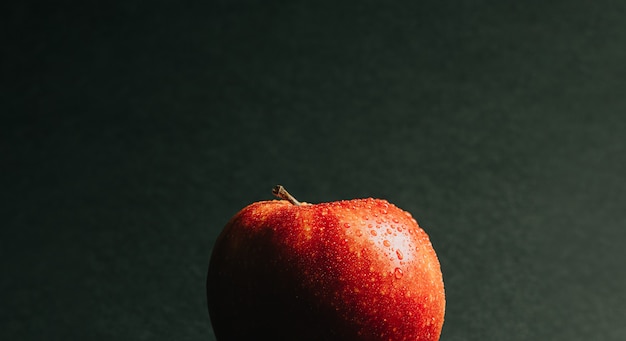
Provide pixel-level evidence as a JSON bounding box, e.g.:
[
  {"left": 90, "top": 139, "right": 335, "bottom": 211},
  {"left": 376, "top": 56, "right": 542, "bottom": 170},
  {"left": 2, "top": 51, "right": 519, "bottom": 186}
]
[{"left": 207, "top": 197, "right": 445, "bottom": 341}]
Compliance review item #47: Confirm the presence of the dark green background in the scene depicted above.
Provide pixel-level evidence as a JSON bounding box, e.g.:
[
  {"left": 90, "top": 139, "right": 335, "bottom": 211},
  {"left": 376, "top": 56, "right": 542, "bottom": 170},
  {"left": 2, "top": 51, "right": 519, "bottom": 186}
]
[{"left": 2, "top": 1, "right": 625, "bottom": 340}]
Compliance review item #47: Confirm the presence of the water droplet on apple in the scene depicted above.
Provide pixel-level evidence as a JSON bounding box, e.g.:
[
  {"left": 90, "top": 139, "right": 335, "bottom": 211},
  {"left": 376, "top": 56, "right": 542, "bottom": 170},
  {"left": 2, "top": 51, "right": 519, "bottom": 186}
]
[
  {"left": 396, "top": 250, "right": 404, "bottom": 260},
  {"left": 386, "top": 229, "right": 392, "bottom": 235},
  {"left": 370, "top": 230, "right": 377, "bottom": 236},
  {"left": 394, "top": 267, "right": 403, "bottom": 279},
  {"left": 381, "top": 209, "right": 388, "bottom": 215},
  {"left": 368, "top": 224, "right": 373, "bottom": 228},
  {"left": 356, "top": 230, "right": 362, "bottom": 237},
  {"left": 344, "top": 223, "right": 351, "bottom": 228},
  {"left": 392, "top": 218, "right": 399, "bottom": 223},
  {"left": 397, "top": 226, "right": 403, "bottom": 232},
  {"left": 383, "top": 240, "right": 390, "bottom": 247}
]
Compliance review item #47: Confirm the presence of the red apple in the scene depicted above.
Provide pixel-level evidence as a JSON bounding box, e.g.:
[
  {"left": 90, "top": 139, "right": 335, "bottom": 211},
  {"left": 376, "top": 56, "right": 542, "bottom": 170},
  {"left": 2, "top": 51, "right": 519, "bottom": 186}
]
[{"left": 207, "top": 186, "right": 445, "bottom": 340}]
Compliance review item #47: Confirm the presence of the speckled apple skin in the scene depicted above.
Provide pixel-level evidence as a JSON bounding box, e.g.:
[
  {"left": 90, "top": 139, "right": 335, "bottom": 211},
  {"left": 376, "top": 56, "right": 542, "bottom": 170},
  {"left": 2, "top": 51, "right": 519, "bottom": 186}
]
[{"left": 207, "top": 198, "right": 445, "bottom": 341}]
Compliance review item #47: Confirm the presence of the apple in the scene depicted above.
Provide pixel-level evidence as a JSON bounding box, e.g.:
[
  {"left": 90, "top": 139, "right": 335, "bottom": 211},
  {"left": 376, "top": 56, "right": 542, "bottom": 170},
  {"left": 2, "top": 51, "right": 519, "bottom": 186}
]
[{"left": 207, "top": 185, "right": 445, "bottom": 340}]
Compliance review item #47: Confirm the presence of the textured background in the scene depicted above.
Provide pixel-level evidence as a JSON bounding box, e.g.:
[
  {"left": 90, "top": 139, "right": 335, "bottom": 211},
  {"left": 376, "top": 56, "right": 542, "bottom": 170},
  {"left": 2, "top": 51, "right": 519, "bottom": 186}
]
[{"left": 2, "top": 1, "right": 626, "bottom": 340}]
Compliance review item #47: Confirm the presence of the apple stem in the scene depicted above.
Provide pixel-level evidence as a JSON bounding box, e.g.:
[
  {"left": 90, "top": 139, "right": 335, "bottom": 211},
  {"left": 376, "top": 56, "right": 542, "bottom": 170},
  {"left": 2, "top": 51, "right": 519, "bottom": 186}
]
[{"left": 272, "top": 185, "right": 302, "bottom": 206}]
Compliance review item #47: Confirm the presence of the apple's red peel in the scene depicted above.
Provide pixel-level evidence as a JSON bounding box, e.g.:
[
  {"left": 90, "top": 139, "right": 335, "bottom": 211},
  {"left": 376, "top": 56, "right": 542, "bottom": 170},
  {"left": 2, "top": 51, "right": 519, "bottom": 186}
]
[{"left": 207, "top": 186, "right": 445, "bottom": 341}]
